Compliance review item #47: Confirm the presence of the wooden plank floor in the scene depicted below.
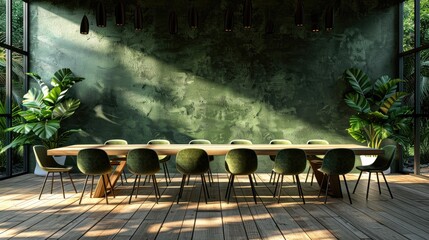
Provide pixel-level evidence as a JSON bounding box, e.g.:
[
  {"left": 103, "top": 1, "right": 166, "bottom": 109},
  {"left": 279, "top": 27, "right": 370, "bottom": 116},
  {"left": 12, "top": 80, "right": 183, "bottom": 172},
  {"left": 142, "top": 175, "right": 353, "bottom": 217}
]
[{"left": 1, "top": 172, "right": 429, "bottom": 239}]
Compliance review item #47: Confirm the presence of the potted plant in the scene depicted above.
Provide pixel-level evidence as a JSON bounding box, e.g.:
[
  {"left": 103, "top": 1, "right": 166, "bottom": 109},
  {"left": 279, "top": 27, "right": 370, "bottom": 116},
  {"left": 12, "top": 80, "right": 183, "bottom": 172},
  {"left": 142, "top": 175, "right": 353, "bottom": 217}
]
[
  {"left": 1, "top": 68, "right": 84, "bottom": 175},
  {"left": 343, "top": 68, "right": 413, "bottom": 165}
]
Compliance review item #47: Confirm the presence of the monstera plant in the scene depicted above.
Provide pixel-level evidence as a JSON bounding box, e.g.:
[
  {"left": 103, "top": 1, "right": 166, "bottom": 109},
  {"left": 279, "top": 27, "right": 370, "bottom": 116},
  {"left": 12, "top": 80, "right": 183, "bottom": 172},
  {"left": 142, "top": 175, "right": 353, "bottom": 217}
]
[
  {"left": 343, "top": 68, "right": 413, "bottom": 149},
  {"left": 1, "top": 68, "right": 84, "bottom": 152}
]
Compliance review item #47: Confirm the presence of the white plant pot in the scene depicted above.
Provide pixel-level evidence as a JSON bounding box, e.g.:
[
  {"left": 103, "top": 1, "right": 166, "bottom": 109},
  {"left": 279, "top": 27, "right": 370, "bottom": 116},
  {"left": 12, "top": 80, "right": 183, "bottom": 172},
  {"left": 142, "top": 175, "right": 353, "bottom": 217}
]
[
  {"left": 360, "top": 155, "right": 377, "bottom": 166},
  {"left": 34, "top": 155, "right": 67, "bottom": 176}
]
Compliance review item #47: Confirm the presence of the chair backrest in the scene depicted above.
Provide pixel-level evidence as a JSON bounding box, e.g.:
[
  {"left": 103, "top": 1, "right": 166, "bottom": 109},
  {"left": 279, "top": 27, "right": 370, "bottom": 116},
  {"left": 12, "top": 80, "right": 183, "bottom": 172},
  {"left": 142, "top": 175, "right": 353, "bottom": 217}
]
[
  {"left": 371, "top": 145, "right": 397, "bottom": 170},
  {"left": 229, "top": 139, "right": 252, "bottom": 144},
  {"left": 148, "top": 139, "right": 170, "bottom": 145},
  {"left": 307, "top": 139, "right": 329, "bottom": 159},
  {"left": 225, "top": 148, "right": 257, "bottom": 175},
  {"left": 320, "top": 148, "right": 355, "bottom": 175},
  {"left": 127, "top": 148, "right": 160, "bottom": 175},
  {"left": 274, "top": 149, "right": 307, "bottom": 175},
  {"left": 189, "top": 139, "right": 212, "bottom": 144},
  {"left": 77, "top": 149, "right": 112, "bottom": 175},
  {"left": 269, "top": 139, "right": 292, "bottom": 160},
  {"left": 33, "top": 145, "right": 62, "bottom": 169},
  {"left": 176, "top": 148, "right": 209, "bottom": 175},
  {"left": 104, "top": 139, "right": 128, "bottom": 145}
]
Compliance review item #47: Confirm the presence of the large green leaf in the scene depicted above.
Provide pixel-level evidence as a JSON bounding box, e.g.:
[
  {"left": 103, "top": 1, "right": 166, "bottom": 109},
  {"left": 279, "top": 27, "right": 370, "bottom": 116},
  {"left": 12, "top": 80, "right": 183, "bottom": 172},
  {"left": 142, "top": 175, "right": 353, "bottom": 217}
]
[
  {"left": 344, "top": 68, "right": 372, "bottom": 96},
  {"left": 379, "top": 92, "right": 408, "bottom": 114},
  {"left": 0, "top": 135, "right": 35, "bottom": 153},
  {"left": 43, "top": 86, "right": 66, "bottom": 106},
  {"left": 347, "top": 127, "right": 367, "bottom": 143},
  {"left": 6, "top": 122, "right": 37, "bottom": 134},
  {"left": 52, "top": 99, "right": 80, "bottom": 119},
  {"left": 344, "top": 93, "right": 370, "bottom": 113},
  {"left": 348, "top": 114, "right": 369, "bottom": 131},
  {"left": 22, "top": 88, "right": 45, "bottom": 109},
  {"left": 27, "top": 72, "right": 50, "bottom": 96},
  {"left": 32, "top": 120, "right": 60, "bottom": 140},
  {"left": 373, "top": 77, "right": 403, "bottom": 103},
  {"left": 51, "top": 68, "right": 84, "bottom": 90}
]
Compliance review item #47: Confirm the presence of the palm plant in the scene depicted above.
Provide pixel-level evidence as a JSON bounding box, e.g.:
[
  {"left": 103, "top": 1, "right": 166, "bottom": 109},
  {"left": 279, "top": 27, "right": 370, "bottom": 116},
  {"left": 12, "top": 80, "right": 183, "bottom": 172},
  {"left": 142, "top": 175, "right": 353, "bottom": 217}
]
[
  {"left": 343, "top": 68, "right": 413, "bottom": 149},
  {"left": 1, "top": 68, "right": 84, "bottom": 152}
]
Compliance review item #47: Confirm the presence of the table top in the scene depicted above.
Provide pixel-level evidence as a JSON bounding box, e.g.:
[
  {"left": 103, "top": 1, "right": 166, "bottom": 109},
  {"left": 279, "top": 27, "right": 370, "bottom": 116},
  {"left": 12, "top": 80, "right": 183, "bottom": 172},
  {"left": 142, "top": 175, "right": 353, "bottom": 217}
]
[{"left": 47, "top": 143, "right": 383, "bottom": 156}]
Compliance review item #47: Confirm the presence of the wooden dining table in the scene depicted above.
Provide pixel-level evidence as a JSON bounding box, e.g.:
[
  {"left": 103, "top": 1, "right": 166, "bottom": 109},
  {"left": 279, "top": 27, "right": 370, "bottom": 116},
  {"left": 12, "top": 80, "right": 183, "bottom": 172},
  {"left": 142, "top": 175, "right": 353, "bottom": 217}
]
[{"left": 48, "top": 144, "right": 383, "bottom": 198}]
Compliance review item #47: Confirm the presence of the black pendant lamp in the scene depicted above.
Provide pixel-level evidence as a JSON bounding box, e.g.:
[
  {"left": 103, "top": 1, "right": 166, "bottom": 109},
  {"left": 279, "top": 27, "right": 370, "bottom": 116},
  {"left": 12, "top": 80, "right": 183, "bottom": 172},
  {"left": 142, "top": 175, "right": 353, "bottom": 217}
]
[
  {"left": 325, "top": 7, "right": 334, "bottom": 31},
  {"left": 188, "top": 5, "right": 199, "bottom": 29},
  {"left": 96, "top": 2, "right": 107, "bottom": 27},
  {"left": 169, "top": 11, "right": 178, "bottom": 34},
  {"left": 80, "top": 15, "right": 89, "bottom": 34},
  {"left": 115, "top": 1, "right": 125, "bottom": 26},
  {"left": 243, "top": 0, "right": 252, "bottom": 29},
  {"left": 294, "top": 0, "right": 304, "bottom": 27},
  {"left": 224, "top": 8, "right": 234, "bottom": 32},
  {"left": 134, "top": 5, "right": 143, "bottom": 31}
]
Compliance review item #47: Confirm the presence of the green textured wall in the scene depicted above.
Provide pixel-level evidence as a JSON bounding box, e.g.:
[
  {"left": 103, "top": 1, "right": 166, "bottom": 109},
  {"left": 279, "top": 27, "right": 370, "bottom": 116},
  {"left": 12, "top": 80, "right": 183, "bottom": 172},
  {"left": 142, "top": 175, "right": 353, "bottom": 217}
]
[{"left": 29, "top": 0, "right": 399, "bottom": 172}]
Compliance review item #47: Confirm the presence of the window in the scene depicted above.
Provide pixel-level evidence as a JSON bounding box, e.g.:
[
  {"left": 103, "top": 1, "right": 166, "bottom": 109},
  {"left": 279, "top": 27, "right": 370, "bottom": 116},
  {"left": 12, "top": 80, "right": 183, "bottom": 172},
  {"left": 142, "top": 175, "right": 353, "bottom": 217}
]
[
  {"left": 400, "top": 0, "right": 429, "bottom": 175},
  {"left": 0, "top": 0, "right": 28, "bottom": 179}
]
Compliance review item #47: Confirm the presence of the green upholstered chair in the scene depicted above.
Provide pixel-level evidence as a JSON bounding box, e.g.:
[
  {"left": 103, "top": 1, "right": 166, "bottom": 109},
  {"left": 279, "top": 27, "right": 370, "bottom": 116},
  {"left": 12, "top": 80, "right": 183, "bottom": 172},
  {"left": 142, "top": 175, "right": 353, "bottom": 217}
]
[
  {"left": 127, "top": 148, "right": 161, "bottom": 204},
  {"left": 273, "top": 149, "right": 307, "bottom": 203},
  {"left": 176, "top": 148, "right": 210, "bottom": 204},
  {"left": 306, "top": 139, "right": 329, "bottom": 185},
  {"left": 148, "top": 139, "right": 172, "bottom": 185},
  {"left": 189, "top": 139, "right": 214, "bottom": 185},
  {"left": 318, "top": 148, "right": 355, "bottom": 204},
  {"left": 104, "top": 139, "right": 128, "bottom": 184},
  {"left": 269, "top": 139, "right": 292, "bottom": 184},
  {"left": 77, "top": 149, "right": 115, "bottom": 204},
  {"left": 353, "top": 145, "right": 396, "bottom": 199},
  {"left": 225, "top": 148, "right": 258, "bottom": 204},
  {"left": 229, "top": 139, "right": 257, "bottom": 185},
  {"left": 33, "top": 145, "right": 77, "bottom": 200}
]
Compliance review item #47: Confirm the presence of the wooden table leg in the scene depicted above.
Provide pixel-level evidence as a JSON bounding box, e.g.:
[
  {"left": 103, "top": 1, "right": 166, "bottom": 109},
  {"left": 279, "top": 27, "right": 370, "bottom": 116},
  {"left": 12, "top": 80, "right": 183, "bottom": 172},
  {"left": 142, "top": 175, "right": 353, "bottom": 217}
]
[
  {"left": 309, "top": 159, "right": 343, "bottom": 198},
  {"left": 92, "top": 160, "right": 127, "bottom": 198}
]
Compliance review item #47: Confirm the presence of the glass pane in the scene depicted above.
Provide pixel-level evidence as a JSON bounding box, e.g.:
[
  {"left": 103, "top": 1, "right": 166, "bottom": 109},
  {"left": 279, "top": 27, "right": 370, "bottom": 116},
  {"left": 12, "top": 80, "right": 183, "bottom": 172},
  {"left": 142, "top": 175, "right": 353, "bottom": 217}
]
[
  {"left": 403, "top": 0, "right": 415, "bottom": 51},
  {"left": 11, "top": 0, "right": 23, "bottom": 49},
  {"left": 11, "top": 51, "right": 24, "bottom": 175},
  {"left": 0, "top": 0, "right": 5, "bottom": 45},
  {"left": 421, "top": 0, "right": 429, "bottom": 46},
  {"left": 420, "top": 48, "right": 429, "bottom": 175},
  {"left": 0, "top": 46, "right": 5, "bottom": 177}
]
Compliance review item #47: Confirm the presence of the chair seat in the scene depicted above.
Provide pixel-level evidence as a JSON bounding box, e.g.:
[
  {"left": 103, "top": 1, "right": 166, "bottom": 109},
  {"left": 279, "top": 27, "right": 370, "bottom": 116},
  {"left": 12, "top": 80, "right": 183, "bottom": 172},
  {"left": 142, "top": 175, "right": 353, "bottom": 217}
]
[
  {"left": 158, "top": 155, "right": 169, "bottom": 162},
  {"left": 356, "top": 165, "right": 386, "bottom": 171},
  {"left": 42, "top": 166, "right": 73, "bottom": 172}
]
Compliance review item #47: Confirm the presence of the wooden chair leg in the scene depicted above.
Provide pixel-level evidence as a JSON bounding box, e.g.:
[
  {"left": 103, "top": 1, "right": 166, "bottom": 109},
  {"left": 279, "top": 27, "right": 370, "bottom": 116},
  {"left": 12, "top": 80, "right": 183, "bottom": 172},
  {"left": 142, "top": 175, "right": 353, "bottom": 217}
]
[
  {"left": 129, "top": 175, "right": 139, "bottom": 204},
  {"left": 101, "top": 174, "right": 109, "bottom": 204},
  {"left": 353, "top": 171, "right": 363, "bottom": 193},
  {"left": 39, "top": 172, "right": 50, "bottom": 200},
  {"left": 381, "top": 172, "right": 393, "bottom": 199},
  {"left": 79, "top": 175, "right": 90, "bottom": 204}
]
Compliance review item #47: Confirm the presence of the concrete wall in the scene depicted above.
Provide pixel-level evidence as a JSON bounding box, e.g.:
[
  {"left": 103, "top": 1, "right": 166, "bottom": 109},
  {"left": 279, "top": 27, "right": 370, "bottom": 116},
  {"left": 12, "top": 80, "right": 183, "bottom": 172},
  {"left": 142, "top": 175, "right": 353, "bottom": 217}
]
[{"left": 29, "top": 0, "right": 399, "bottom": 172}]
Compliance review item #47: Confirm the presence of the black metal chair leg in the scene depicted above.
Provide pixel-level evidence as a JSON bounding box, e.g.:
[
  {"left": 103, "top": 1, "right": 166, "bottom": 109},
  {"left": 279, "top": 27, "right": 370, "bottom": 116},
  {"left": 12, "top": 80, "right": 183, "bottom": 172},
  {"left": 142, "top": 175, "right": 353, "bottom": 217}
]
[
  {"left": 165, "top": 163, "right": 172, "bottom": 183},
  {"left": 253, "top": 173, "right": 258, "bottom": 186},
  {"left": 152, "top": 175, "right": 159, "bottom": 204},
  {"left": 353, "top": 171, "right": 363, "bottom": 193},
  {"left": 68, "top": 172, "right": 77, "bottom": 193},
  {"left": 381, "top": 172, "right": 393, "bottom": 199},
  {"left": 153, "top": 175, "right": 161, "bottom": 199},
  {"left": 225, "top": 174, "right": 233, "bottom": 199},
  {"left": 187, "top": 175, "right": 191, "bottom": 185},
  {"left": 269, "top": 170, "right": 274, "bottom": 183},
  {"left": 318, "top": 174, "right": 326, "bottom": 197},
  {"left": 324, "top": 175, "right": 330, "bottom": 204},
  {"left": 343, "top": 175, "right": 352, "bottom": 204},
  {"left": 249, "top": 175, "right": 257, "bottom": 204},
  {"left": 202, "top": 174, "right": 210, "bottom": 198},
  {"left": 50, "top": 172, "right": 55, "bottom": 194},
  {"left": 79, "top": 175, "right": 90, "bottom": 204},
  {"left": 366, "top": 172, "right": 372, "bottom": 200},
  {"left": 201, "top": 174, "right": 208, "bottom": 204},
  {"left": 310, "top": 172, "right": 314, "bottom": 186},
  {"left": 136, "top": 175, "right": 142, "bottom": 199},
  {"left": 143, "top": 175, "right": 148, "bottom": 185},
  {"left": 106, "top": 174, "right": 115, "bottom": 198},
  {"left": 376, "top": 172, "right": 381, "bottom": 194},
  {"left": 129, "top": 175, "right": 139, "bottom": 204},
  {"left": 39, "top": 172, "right": 50, "bottom": 200},
  {"left": 305, "top": 166, "right": 311, "bottom": 183},
  {"left": 177, "top": 175, "right": 187, "bottom": 204},
  {"left": 227, "top": 175, "right": 235, "bottom": 203},
  {"left": 273, "top": 173, "right": 280, "bottom": 197},
  {"left": 59, "top": 172, "right": 65, "bottom": 199},
  {"left": 296, "top": 175, "right": 305, "bottom": 204}
]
